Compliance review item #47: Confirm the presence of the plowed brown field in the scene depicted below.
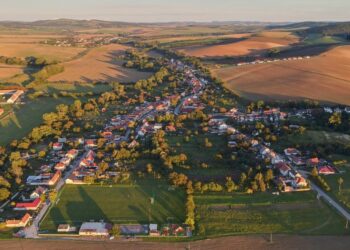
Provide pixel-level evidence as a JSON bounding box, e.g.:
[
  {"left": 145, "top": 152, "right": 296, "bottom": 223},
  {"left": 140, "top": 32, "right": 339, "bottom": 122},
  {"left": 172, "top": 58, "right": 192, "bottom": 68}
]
[
  {"left": 49, "top": 44, "right": 152, "bottom": 83},
  {"left": 214, "top": 45, "right": 350, "bottom": 105}
]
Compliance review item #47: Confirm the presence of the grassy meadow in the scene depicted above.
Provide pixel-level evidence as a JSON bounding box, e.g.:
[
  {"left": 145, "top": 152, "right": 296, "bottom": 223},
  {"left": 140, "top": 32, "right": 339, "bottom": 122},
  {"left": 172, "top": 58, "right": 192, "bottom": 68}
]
[
  {"left": 195, "top": 192, "right": 349, "bottom": 236},
  {"left": 40, "top": 184, "right": 186, "bottom": 232}
]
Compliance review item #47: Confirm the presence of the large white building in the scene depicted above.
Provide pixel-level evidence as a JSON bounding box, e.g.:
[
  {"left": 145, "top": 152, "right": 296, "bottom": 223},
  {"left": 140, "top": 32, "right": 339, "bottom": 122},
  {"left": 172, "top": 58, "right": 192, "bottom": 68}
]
[{"left": 79, "top": 222, "right": 110, "bottom": 236}]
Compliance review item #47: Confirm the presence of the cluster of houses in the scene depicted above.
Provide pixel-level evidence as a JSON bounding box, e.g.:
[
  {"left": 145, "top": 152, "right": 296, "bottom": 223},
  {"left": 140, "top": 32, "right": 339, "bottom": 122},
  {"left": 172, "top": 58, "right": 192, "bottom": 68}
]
[
  {"left": 44, "top": 35, "right": 120, "bottom": 48},
  {"left": 55, "top": 222, "right": 191, "bottom": 238},
  {"left": 236, "top": 56, "right": 311, "bottom": 67},
  {"left": 178, "top": 96, "right": 205, "bottom": 114},
  {"left": 4, "top": 140, "right": 82, "bottom": 229},
  {"left": 218, "top": 120, "right": 310, "bottom": 193},
  {"left": 0, "top": 89, "right": 24, "bottom": 104},
  {"left": 227, "top": 108, "right": 287, "bottom": 123},
  {"left": 66, "top": 150, "right": 97, "bottom": 184},
  {"left": 324, "top": 106, "right": 350, "bottom": 114},
  {"left": 258, "top": 146, "right": 310, "bottom": 192},
  {"left": 284, "top": 148, "right": 338, "bottom": 175}
]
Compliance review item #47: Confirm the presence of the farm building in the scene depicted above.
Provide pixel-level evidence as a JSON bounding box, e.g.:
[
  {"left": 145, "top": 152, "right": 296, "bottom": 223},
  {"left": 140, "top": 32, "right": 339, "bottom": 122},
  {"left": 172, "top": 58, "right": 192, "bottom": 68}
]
[
  {"left": 6, "top": 213, "right": 32, "bottom": 228},
  {"left": 79, "top": 222, "right": 111, "bottom": 236},
  {"left": 14, "top": 198, "right": 42, "bottom": 211}
]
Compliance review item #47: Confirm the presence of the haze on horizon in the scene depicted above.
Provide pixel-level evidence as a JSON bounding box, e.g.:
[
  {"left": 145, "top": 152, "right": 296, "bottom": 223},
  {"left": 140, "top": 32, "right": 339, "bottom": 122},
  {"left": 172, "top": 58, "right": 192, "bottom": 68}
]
[{"left": 1, "top": 0, "right": 350, "bottom": 23}]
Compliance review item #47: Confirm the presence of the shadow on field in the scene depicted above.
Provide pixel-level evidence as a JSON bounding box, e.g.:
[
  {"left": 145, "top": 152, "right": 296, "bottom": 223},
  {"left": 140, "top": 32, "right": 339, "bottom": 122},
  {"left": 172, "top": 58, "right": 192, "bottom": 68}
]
[{"left": 65, "top": 186, "right": 108, "bottom": 225}]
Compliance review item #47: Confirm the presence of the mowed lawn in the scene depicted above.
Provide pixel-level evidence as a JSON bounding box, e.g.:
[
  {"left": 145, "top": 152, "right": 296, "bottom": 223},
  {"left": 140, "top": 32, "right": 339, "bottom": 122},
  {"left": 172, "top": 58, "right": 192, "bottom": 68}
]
[
  {"left": 195, "top": 192, "right": 349, "bottom": 236},
  {"left": 40, "top": 185, "right": 186, "bottom": 231}
]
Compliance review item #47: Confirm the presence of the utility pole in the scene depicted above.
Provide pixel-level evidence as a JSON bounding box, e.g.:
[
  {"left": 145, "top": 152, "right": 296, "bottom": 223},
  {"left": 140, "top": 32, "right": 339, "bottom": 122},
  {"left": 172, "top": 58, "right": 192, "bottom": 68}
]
[
  {"left": 346, "top": 220, "right": 349, "bottom": 229},
  {"left": 269, "top": 232, "right": 273, "bottom": 244}
]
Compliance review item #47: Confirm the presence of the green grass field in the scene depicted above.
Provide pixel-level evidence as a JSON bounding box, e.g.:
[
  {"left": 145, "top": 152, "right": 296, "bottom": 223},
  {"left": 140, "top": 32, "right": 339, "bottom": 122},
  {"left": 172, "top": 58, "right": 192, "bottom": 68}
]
[
  {"left": 322, "top": 155, "right": 350, "bottom": 212},
  {"left": 272, "top": 130, "right": 350, "bottom": 152},
  {"left": 0, "top": 96, "right": 75, "bottom": 146},
  {"left": 166, "top": 133, "right": 237, "bottom": 180},
  {"left": 195, "top": 192, "right": 349, "bottom": 236},
  {"left": 40, "top": 184, "right": 186, "bottom": 232},
  {"left": 303, "top": 34, "right": 346, "bottom": 45}
]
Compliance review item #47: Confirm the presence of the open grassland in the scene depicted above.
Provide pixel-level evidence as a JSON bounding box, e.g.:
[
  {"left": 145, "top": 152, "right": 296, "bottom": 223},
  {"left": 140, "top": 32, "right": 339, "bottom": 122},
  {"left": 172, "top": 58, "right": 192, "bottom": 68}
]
[
  {"left": 31, "top": 82, "right": 113, "bottom": 93},
  {"left": 40, "top": 184, "right": 186, "bottom": 232},
  {"left": 49, "top": 44, "right": 152, "bottom": 83},
  {"left": 0, "top": 43, "right": 86, "bottom": 62},
  {"left": 0, "top": 97, "right": 75, "bottom": 146},
  {"left": 272, "top": 130, "right": 350, "bottom": 151},
  {"left": 215, "top": 45, "right": 350, "bottom": 105},
  {"left": 177, "top": 31, "right": 299, "bottom": 57},
  {"left": 196, "top": 192, "right": 349, "bottom": 236},
  {"left": 0, "top": 63, "right": 24, "bottom": 80}
]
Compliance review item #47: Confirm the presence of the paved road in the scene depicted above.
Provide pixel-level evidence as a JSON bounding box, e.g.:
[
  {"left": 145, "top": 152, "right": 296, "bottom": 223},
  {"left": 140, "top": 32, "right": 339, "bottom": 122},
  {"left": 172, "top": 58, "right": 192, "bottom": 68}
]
[
  {"left": 299, "top": 170, "right": 350, "bottom": 221},
  {"left": 24, "top": 151, "right": 87, "bottom": 238}
]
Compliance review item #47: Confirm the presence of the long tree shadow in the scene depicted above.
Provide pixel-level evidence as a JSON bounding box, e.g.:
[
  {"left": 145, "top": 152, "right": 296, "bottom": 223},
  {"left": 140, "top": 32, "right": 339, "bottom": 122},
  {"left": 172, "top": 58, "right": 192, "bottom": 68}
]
[
  {"left": 42, "top": 205, "right": 65, "bottom": 232},
  {"left": 65, "top": 186, "right": 108, "bottom": 227}
]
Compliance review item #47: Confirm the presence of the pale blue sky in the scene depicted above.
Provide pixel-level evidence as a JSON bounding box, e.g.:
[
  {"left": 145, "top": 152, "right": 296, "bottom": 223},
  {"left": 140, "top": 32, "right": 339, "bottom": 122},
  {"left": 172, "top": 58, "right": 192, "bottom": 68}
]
[{"left": 1, "top": 0, "right": 349, "bottom": 22}]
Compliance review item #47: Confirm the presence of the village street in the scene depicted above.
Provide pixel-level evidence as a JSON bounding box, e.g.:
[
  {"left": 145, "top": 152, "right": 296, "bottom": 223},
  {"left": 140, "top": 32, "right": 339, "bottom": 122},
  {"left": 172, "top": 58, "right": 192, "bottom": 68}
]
[{"left": 24, "top": 151, "right": 87, "bottom": 238}]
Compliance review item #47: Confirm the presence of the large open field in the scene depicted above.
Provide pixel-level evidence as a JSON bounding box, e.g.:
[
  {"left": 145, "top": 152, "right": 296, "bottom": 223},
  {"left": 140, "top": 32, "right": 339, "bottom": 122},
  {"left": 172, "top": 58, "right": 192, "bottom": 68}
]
[
  {"left": 215, "top": 45, "right": 350, "bottom": 105},
  {"left": 0, "top": 43, "right": 86, "bottom": 62},
  {"left": 195, "top": 192, "right": 349, "bottom": 236},
  {"left": 0, "top": 97, "right": 76, "bottom": 146},
  {"left": 40, "top": 184, "right": 186, "bottom": 232},
  {"left": 49, "top": 44, "right": 152, "bottom": 83},
  {"left": 0, "top": 63, "right": 24, "bottom": 80},
  {"left": 146, "top": 33, "right": 250, "bottom": 44},
  {"left": 177, "top": 31, "right": 299, "bottom": 57}
]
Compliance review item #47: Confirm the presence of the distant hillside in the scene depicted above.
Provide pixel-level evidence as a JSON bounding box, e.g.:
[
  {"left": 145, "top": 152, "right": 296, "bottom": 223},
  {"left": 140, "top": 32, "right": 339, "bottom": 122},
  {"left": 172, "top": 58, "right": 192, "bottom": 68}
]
[
  {"left": 0, "top": 19, "right": 133, "bottom": 32},
  {"left": 268, "top": 22, "right": 328, "bottom": 30},
  {"left": 304, "top": 22, "right": 350, "bottom": 36}
]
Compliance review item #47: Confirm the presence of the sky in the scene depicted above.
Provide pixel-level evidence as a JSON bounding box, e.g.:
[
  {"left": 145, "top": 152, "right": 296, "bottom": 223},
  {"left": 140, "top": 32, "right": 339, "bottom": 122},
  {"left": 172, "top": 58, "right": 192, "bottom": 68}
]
[{"left": 1, "top": 0, "right": 349, "bottom": 22}]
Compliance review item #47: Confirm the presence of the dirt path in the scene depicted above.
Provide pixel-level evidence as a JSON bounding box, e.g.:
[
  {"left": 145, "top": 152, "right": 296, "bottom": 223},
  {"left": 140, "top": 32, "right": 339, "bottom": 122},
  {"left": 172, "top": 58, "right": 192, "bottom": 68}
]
[{"left": 3, "top": 235, "right": 350, "bottom": 250}]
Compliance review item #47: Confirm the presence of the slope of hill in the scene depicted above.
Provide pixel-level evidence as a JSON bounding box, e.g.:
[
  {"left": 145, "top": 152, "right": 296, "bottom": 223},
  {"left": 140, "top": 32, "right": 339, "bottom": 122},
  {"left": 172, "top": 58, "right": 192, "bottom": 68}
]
[
  {"left": 176, "top": 31, "right": 299, "bottom": 57},
  {"left": 48, "top": 44, "right": 151, "bottom": 83},
  {"left": 214, "top": 45, "right": 350, "bottom": 105}
]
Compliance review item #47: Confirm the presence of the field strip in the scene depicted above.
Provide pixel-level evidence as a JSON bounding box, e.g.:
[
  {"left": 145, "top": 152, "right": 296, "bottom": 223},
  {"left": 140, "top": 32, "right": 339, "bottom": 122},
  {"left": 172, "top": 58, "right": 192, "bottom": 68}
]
[{"left": 272, "top": 62, "right": 350, "bottom": 84}]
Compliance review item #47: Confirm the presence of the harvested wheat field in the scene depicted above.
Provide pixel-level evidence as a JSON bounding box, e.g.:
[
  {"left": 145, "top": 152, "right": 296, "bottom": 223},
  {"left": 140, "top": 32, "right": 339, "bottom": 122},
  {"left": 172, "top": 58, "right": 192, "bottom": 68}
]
[
  {"left": 0, "top": 34, "right": 64, "bottom": 44},
  {"left": 0, "top": 64, "right": 23, "bottom": 80},
  {"left": 49, "top": 44, "right": 152, "bottom": 83},
  {"left": 215, "top": 45, "right": 350, "bottom": 105},
  {"left": 146, "top": 33, "right": 250, "bottom": 44},
  {"left": 0, "top": 43, "right": 85, "bottom": 62},
  {"left": 178, "top": 31, "right": 299, "bottom": 57}
]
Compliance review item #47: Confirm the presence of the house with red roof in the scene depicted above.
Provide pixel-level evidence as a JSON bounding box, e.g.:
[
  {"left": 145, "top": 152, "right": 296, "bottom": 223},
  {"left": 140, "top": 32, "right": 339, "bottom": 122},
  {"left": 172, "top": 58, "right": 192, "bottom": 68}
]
[
  {"left": 26, "top": 171, "right": 61, "bottom": 186},
  {"left": 284, "top": 148, "right": 300, "bottom": 156},
  {"left": 292, "top": 175, "right": 308, "bottom": 188},
  {"left": 55, "top": 162, "right": 67, "bottom": 171},
  {"left": 85, "top": 139, "right": 97, "bottom": 148},
  {"left": 318, "top": 165, "right": 336, "bottom": 175},
  {"left": 6, "top": 213, "right": 32, "bottom": 227},
  {"left": 307, "top": 157, "right": 320, "bottom": 167},
  {"left": 275, "top": 162, "right": 291, "bottom": 176},
  {"left": 14, "top": 198, "right": 41, "bottom": 211},
  {"left": 53, "top": 142, "right": 63, "bottom": 151},
  {"left": 66, "top": 149, "right": 78, "bottom": 159}
]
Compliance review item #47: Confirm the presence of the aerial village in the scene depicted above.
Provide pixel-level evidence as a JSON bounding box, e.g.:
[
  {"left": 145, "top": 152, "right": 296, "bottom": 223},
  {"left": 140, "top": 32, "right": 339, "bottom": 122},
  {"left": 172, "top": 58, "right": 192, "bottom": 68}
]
[{"left": 0, "top": 56, "right": 348, "bottom": 239}]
